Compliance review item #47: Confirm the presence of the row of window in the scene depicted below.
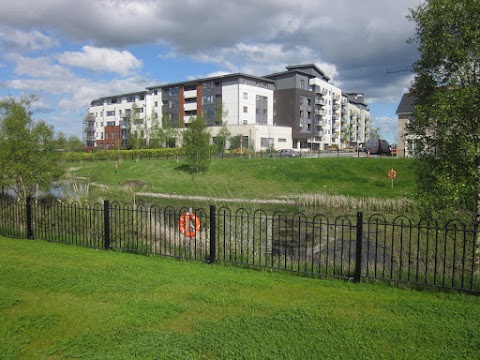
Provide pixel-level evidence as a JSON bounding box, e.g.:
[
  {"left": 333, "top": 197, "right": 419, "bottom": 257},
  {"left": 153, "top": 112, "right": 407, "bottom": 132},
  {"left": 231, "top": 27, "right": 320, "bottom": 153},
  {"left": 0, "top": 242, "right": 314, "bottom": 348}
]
[{"left": 259, "top": 137, "right": 287, "bottom": 147}]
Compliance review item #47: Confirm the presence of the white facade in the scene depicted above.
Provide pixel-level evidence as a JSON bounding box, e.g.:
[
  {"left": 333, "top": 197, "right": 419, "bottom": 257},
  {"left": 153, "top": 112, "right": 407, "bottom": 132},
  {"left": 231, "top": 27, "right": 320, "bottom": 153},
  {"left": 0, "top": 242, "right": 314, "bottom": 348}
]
[
  {"left": 309, "top": 78, "right": 343, "bottom": 148},
  {"left": 222, "top": 84, "right": 274, "bottom": 126},
  {"left": 209, "top": 125, "right": 292, "bottom": 152},
  {"left": 88, "top": 91, "right": 160, "bottom": 144}
]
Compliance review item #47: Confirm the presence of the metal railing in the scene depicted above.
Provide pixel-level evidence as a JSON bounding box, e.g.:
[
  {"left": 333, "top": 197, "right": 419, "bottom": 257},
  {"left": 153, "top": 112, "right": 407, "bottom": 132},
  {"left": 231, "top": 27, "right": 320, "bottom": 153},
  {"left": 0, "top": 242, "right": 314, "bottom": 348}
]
[{"left": 1, "top": 196, "right": 478, "bottom": 293}]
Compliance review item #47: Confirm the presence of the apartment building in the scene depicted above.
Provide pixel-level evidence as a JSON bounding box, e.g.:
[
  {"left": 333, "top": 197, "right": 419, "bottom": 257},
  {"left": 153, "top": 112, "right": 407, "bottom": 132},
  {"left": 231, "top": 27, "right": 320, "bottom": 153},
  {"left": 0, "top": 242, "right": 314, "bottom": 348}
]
[
  {"left": 265, "top": 64, "right": 370, "bottom": 150},
  {"left": 342, "top": 93, "right": 370, "bottom": 146},
  {"left": 86, "top": 91, "right": 156, "bottom": 149},
  {"left": 84, "top": 64, "right": 369, "bottom": 152}
]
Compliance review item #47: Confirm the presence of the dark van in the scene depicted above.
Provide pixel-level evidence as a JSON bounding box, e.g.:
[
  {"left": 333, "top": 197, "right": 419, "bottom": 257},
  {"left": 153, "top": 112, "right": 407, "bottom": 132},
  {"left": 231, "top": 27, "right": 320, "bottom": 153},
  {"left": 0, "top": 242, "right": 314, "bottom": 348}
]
[{"left": 365, "top": 139, "right": 391, "bottom": 155}]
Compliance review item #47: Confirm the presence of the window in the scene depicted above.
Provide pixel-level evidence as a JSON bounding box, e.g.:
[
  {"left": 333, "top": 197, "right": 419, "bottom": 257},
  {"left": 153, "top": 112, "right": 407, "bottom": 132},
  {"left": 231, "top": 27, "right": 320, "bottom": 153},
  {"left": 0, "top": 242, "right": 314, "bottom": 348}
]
[
  {"left": 278, "top": 138, "right": 287, "bottom": 143},
  {"left": 307, "top": 99, "right": 312, "bottom": 106},
  {"left": 202, "top": 95, "right": 214, "bottom": 104},
  {"left": 261, "top": 138, "right": 274, "bottom": 147},
  {"left": 139, "top": 95, "right": 145, "bottom": 101},
  {"left": 154, "top": 101, "right": 158, "bottom": 107},
  {"left": 243, "top": 92, "right": 248, "bottom": 100},
  {"left": 153, "top": 90, "right": 158, "bottom": 95},
  {"left": 127, "top": 96, "right": 134, "bottom": 102},
  {"left": 119, "top": 110, "right": 122, "bottom": 116},
  {"left": 106, "top": 110, "right": 115, "bottom": 116},
  {"left": 243, "top": 106, "right": 248, "bottom": 113},
  {"left": 300, "top": 79, "right": 305, "bottom": 89},
  {"left": 243, "top": 120, "right": 248, "bottom": 125}
]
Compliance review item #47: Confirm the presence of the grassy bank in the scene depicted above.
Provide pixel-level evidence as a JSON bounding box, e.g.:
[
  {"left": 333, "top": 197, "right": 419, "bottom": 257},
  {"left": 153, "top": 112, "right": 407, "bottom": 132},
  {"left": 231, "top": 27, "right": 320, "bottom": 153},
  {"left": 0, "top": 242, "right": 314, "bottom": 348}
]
[
  {"left": 66, "top": 157, "right": 415, "bottom": 201},
  {"left": 1, "top": 237, "right": 479, "bottom": 359}
]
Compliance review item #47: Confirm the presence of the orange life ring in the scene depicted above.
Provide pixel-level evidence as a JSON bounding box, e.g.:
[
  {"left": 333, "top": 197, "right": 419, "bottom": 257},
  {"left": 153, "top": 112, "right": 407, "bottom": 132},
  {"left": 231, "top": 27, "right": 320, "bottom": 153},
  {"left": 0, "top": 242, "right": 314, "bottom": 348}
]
[
  {"left": 179, "top": 212, "right": 201, "bottom": 237},
  {"left": 388, "top": 169, "right": 397, "bottom": 179}
]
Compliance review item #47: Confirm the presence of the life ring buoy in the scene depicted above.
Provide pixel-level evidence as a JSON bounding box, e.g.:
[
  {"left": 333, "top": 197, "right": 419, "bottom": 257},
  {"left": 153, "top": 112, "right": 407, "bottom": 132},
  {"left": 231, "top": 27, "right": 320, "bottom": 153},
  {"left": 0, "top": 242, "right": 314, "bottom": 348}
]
[
  {"left": 179, "top": 212, "right": 201, "bottom": 237},
  {"left": 388, "top": 169, "right": 397, "bottom": 179}
]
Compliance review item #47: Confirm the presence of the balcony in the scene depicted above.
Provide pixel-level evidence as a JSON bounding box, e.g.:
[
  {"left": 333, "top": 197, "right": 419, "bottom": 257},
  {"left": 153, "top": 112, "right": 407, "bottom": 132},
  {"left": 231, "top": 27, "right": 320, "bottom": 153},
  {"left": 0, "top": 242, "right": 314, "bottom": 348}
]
[
  {"left": 315, "top": 108, "right": 326, "bottom": 116},
  {"left": 184, "top": 102, "right": 197, "bottom": 112},
  {"left": 184, "top": 90, "right": 197, "bottom": 99},
  {"left": 315, "top": 98, "right": 326, "bottom": 106}
]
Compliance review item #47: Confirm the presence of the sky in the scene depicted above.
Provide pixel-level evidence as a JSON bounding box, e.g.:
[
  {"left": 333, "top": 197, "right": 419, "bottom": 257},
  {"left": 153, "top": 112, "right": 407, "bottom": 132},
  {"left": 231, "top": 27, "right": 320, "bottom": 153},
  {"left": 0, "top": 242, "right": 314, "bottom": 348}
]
[{"left": 0, "top": 0, "right": 422, "bottom": 144}]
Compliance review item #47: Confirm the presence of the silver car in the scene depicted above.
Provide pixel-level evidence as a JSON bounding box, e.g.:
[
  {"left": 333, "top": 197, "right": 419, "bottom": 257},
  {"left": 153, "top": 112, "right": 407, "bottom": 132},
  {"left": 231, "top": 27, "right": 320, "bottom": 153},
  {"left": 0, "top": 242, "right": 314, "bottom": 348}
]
[{"left": 276, "top": 149, "right": 300, "bottom": 158}]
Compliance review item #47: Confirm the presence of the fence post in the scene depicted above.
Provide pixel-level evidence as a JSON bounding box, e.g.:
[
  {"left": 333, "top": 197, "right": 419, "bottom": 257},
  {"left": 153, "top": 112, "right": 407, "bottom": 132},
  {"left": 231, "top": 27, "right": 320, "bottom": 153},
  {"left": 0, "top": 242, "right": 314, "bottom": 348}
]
[
  {"left": 26, "top": 196, "right": 33, "bottom": 239},
  {"left": 209, "top": 205, "right": 216, "bottom": 263},
  {"left": 104, "top": 200, "right": 110, "bottom": 250},
  {"left": 354, "top": 211, "right": 363, "bottom": 282}
]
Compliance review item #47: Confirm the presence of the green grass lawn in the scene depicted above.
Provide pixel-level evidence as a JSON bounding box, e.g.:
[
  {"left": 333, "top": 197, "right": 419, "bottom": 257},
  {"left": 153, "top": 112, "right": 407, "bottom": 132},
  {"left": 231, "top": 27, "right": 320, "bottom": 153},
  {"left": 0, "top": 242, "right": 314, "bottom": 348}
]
[
  {"left": 67, "top": 157, "right": 415, "bottom": 200},
  {"left": 1, "top": 236, "right": 479, "bottom": 359}
]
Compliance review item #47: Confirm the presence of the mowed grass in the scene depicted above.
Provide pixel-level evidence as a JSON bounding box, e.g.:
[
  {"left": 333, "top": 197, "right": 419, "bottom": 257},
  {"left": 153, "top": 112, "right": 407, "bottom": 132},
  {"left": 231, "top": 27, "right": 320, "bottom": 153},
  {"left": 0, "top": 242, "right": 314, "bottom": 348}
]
[
  {"left": 67, "top": 157, "right": 415, "bottom": 200},
  {"left": 1, "top": 237, "right": 479, "bottom": 359}
]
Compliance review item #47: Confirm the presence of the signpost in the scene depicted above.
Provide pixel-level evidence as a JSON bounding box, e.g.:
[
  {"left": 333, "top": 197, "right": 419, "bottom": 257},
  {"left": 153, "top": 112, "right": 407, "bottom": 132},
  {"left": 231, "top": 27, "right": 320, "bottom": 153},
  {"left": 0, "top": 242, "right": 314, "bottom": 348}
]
[{"left": 388, "top": 168, "right": 397, "bottom": 189}]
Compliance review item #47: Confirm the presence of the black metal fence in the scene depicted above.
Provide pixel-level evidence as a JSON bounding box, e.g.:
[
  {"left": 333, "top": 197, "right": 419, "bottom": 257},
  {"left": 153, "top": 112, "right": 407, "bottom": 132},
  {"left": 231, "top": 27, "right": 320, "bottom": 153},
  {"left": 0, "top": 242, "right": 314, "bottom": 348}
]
[{"left": 1, "top": 196, "right": 479, "bottom": 294}]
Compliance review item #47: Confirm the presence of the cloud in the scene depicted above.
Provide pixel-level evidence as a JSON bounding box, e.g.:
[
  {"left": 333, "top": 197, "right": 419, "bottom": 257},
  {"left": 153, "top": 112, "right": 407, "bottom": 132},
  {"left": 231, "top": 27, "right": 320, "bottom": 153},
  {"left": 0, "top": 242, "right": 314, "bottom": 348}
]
[
  {"left": 7, "top": 54, "right": 75, "bottom": 80},
  {"left": 0, "top": 0, "right": 423, "bottom": 136},
  {"left": 57, "top": 46, "right": 143, "bottom": 76},
  {"left": 371, "top": 116, "right": 399, "bottom": 144},
  {"left": 0, "top": 27, "right": 59, "bottom": 51}
]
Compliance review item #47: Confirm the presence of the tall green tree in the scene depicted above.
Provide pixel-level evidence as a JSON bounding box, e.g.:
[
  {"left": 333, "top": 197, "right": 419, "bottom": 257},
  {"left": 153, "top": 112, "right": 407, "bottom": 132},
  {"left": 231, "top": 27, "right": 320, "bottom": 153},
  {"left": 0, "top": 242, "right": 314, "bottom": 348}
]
[
  {"left": 408, "top": 0, "right": 480, "bottom": 224},
  {"left": 214, "top": 121, "right": 231, "bottom": 153},
  {"left": 0, "top": 97, "right": 65, "bottom": 199},
  {"left": 149, "top": 111, "right": 178, "bottom": 148},
  {"left": 182, "top": 117, "right": 211, "bottom": 172}
]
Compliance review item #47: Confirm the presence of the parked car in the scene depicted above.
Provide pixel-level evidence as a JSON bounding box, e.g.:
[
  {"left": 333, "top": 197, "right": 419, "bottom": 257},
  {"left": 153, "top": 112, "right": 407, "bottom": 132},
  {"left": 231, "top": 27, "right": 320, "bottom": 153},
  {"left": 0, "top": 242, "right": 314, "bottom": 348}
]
[{"left": 272, "top": 149, "right": 300, "bottom": 158}]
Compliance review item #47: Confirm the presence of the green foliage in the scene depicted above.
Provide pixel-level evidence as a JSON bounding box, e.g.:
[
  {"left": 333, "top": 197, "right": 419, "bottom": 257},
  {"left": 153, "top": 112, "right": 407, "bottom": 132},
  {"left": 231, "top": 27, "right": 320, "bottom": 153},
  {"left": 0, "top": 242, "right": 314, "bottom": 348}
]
[
  {"left": 0, "top": 96, "right": 65, "bottom": 199},
  {"left": 149, "top": 111, "right": 178, "bottom": 149},
  {"left": 55, "top": 133, "right": 84, "bottom": 152},
  {"left": 1, "top": 237, "right": 479, "bottom": 359},
  {"left": 67, "top": 157, "right": 415, "bottom": 201},
  {"left": 182, "top": 116, "right": 211, "bottom": 172},
  {"left": 214, "top": 122, "right": 231, "bottom": 153},
  {"left": 229, "top": 134, "right": 242, "bottom": 150},
  {"left": 408, "top": 0, "right": 480, "bottom": 222},
  {"left": 63, "top": 148, "right": 185, "bottom": 162}
]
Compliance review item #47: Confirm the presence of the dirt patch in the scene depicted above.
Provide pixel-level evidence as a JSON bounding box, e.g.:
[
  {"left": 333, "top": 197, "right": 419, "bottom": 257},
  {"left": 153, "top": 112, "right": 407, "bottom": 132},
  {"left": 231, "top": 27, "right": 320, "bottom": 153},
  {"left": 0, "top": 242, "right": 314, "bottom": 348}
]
[{"left": 123, "top": 180, "right": 147, "bottom": 189}]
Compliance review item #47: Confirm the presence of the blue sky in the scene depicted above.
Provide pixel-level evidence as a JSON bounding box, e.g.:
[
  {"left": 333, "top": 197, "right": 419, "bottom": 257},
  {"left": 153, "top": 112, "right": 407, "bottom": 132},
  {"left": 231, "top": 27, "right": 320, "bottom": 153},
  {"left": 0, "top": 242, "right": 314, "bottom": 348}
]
[{"left": 0, "top": 0, "right": 421, "bottom": 144}]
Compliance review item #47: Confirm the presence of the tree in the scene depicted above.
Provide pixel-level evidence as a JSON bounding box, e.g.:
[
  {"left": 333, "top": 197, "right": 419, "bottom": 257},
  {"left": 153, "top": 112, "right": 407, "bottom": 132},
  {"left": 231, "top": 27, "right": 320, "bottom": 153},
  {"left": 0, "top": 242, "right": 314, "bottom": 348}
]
[
  {"left": 408, "top": 0, "right": 480, "bottom": 225},
  {"left": 214, "top": 121, "right": 231, "bottom": 153},
  {"left": 368, "top": 127, "right": 381, "bottom": 140},
  {"left": 182, "top": 117, "right": 211, "bottom": 172},
  {"left": 126, "top": 102, "right": 145, "bottom": 150},
  {"left": 0, "top": 97, "right": 65, "bottom": 200},
  {"left": 229, "top": 134, "right": 242, "bottom": 150},
  {"left": 149, "top": 111, "right": 178, "bottom": 148},
  {"left": 56, "top": 133, "right": 84, "bottom": 152}
]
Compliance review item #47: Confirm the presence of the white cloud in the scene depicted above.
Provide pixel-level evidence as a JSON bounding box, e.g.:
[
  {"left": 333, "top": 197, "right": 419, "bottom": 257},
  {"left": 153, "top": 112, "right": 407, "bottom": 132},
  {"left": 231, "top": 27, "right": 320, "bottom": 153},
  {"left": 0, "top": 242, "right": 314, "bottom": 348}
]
[
  {"left": 190, "top": 42, "right": 339, "bottom": 82},
  {"left": 57, "top": 46, "right": 143, "bottom": 76},
  {"left": 0, "top": 27, "right": 59, "bottom": 51},
  {"left": 8, "top": 54, "right": 75, "bottom": 80}
]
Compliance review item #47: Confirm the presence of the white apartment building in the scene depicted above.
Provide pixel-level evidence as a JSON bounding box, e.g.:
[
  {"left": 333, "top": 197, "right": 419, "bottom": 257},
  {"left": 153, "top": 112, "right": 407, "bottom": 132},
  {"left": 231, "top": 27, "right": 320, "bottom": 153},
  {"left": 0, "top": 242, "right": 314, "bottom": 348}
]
[{"left": 84, "top": 64, "right": 370, "bottom": 151}]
